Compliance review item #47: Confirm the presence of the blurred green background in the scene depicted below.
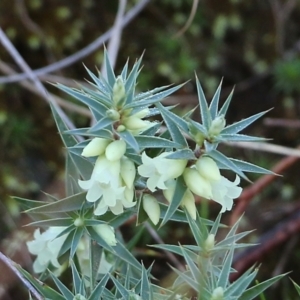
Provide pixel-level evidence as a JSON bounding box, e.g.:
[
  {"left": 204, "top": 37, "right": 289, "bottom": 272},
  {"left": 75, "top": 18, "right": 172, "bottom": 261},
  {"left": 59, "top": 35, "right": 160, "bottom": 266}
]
[{"left": 1, "top": 0, "right": 300, "bottom": 299}]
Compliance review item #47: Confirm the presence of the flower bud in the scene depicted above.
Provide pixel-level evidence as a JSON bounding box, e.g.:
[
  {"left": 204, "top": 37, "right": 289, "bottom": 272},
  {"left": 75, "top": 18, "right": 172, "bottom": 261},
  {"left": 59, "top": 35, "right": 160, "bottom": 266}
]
[
  {"left": 105, "top": 139, "right": 126, "bottom": 161},
  {"left": 112, "top": 76, "right": 126, "bottom": 106},
  {"left": 183, "top": 168, "right": 212, "bottom": 199},
  {"left": 142, "top": 194, "right": 160, "bottom": 225},
  {"left": 188, "top": 123, "right": 205, "bottom": 146},
  {"left": 123, "top": 116, "right": 151, "bottom": 131},
  {"left": 210, "top": 287, "right": 224, "bottom": 300},
  {"left": 124, "top": 186, "right": 134, "bottom": 202},
  {"left": 117, "top": 124, "right": 126, "bottom": 132},
  {"left": 164, "top": 157, "right": 188, "bottom": 180},
  {"left": 93, "top": 224, "right": 117, "bottom": 246},
  {"left": 195, "top": 157, "right": 221, "bottom": 181},
  {"left": 81, "top": 138, "right": 110, "bottom": 157},
  {"left": 204, "top": 233, "right": 215, "bottom": 252},
  {"left": 208, "top": 115, "right": 226, "bottom": 136},
  {"left": 181, "top": 189, "right": 197, "bottom": 220},
  {"left": 74, "top": 217, "right": 84, "bottom": 227},
  {"left": 120, "top": 157, "right": 136, "bottom": 188},
  {"left": 132, "top": 108, "right": 149, "bottom": 119},
  {"left": 106, "top": 109, "right": 120, "bottom": 120},
  {"left": 163, "top": 180, "right": 176, "bottom": 203}
]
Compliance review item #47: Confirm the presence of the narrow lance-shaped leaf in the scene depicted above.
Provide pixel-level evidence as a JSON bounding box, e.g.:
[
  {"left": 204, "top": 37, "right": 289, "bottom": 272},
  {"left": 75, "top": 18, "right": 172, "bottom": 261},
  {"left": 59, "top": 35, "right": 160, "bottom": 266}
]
[
  {"left": 185, "top": 209, "right": 204, "bottom": 248},
  {"left": 104, "top": 48, "right": 116, "bottom": 87},
  {"left": 218, "top": 87, "right": 234, "bottom": 116},
  {"left": 15, "top": 266, "right": 66, "bottom": 300},
  {"left": 209, "top": 78, "right": 223, "bottom": 119},
  {"left": 49, "top": 272, "right": 74, "bottom": 300},
  {"left": 55, "top": 84, "right": 110, "bottom": 112},
  {"left": 140, "top": 264, "right": 153, "bottom": 300},
  {"left": 226, "top": 158, "right": 276, "bottom": 175},
  {"left": 180, "top": 247, "right": 201, "bottom": 281},
  {"left": 125, "top": 83, "right": 185, "bottom": 109},
  {"left": 25, "top": 192, "right": 87, "bottom": 214},
  {"left": 135, "top": 136, "right": 180, "bottom": 149},
  {"left": 84, "top": 64, "right": 111, "bottom": 94},
  {"left": 89, "top": 274, "right": 110, "bottom": 300},
  {"left": 221, "top": 109, "right": 272, "bottom": 135},
  {"left": 225, "top": 267, "right": 257, "bottom": 298},
  {"left": 166, "top": 149, "right": 196, "bottom": 160},
  {"left": 88, "top": 116, "right": 114, "bottom": 133},
  {"left": 217, "top": 247, "right": 235, "bottom": 288},
  {"left": 208, "top": 149, "right": 248, "bottom": 180},
  {"left": 160, "top": 176, "right": 187, "bottom": 227},
  {"left": 70, "top": 226, "right": 85, "bottom": 258},
  {"left": 109, "top": 275, "right": 130, "bottom": 298},
  {"left": 117, "top": 129, "right": 139, "bottom": 152},
  {"left": 159, "top": 106, "right": 188, "bottom": 147},
  {"left": 156, "top": 102, "right": 190, "bottom": 133},
  {"left": 195, "top": 75, "right": 212, "bottom": 129},
  {"left": 121, "top": 58, "right": 129, "bottom": 80},
  {"left": 69, "top": 261, "right": 85, "bottom": 296},
  {"left": 239, "top": 273, "right": 287, "bottom": 300},
  {"left": 217, "top": 134, "right": 268, "bottom": 142}
]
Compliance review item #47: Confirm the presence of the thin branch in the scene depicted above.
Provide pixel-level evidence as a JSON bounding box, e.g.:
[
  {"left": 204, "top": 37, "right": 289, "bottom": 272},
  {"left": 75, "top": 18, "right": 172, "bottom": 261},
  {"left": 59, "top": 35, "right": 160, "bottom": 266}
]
[
  {"left": 14, "top": 0, "right": 57, "bottom": 64},
  {"left": 0, "top": 27, "right": 83, "bottom": 141},
  {"left": 144, "top": 222, "right": 185, "bottom": 271},
  {"left": 0, "top": 0, "right": 150, "bottom": 84},
  {"left": 0, "top": 251, "right": 43, "bottom": 300},
  {"left": 102, "top": 0, "right": 127, "bottom": 74},
  {"left": 230, "top": 147, "right": 300, "bottom": 225},
  {"left": 173, "top": 0, "right": 199, "bottom": 38},
  {"left": 225, "top": 141, "right": 300, "bottom": 157},
  {"left": 0, "top": 60, "right": 91, "bottom": 117}
]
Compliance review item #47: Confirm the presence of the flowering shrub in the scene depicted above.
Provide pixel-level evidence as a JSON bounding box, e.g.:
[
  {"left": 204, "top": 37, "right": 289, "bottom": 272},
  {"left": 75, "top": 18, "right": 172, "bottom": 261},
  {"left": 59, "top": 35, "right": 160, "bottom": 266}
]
[{"left": 12, "top": 51, "right": 285, "bottom": 300}]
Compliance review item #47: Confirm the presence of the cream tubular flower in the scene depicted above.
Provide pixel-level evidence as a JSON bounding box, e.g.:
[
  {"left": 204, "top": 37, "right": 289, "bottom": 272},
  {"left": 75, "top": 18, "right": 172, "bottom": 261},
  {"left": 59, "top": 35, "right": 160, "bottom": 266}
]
[
  {"left": 122, "top": 108, "right": 154, "bottom": 135},
  {"left": 81, "top": 138, "right": 110, "bottom": 157},
  {"left": 210, "top": 175, "right": 242, "bottom": 213},
  {"left": 138, "top": 152, "right": 187, "bottom": 192},
  {"left": 142, "top": 194, "right": 160, "bottom": 225},
  {"left": 183, "top": 168, "right": 213, "bottom": 199},
  {"left": 27, "top": 227, "right": 68, "bottom": 273},
  {"left": 78, "top": 154, "right": 136, "bottom": 215},
  {"left": 195, "top": 156, "right": 221, "bottom": 181},
  {"left": 93, "top": 224, "right": 117, "bottom": 246},
  {"left": 120, "top": 156, "right": 136, "bottom": 189},
  {"left": 105, "top": 139, "right": 126, "bottom": 161},
  {"left": 78, "top": 155, "right": 121, "bottom": 203},
  {"left": 112, "top": 76, "right": 126, "bottom": 106}
]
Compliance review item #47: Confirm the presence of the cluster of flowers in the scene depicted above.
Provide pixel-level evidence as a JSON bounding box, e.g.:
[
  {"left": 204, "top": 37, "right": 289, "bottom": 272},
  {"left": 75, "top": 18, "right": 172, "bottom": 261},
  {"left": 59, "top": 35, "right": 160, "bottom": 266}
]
[
  {"left": 27, "top": 224, "right": 116, "bottom": 273},
  {"left": 26, "top": 72, "right": 243, "bottom": 275},
  {"left": 139, "top": 152, "right": 242, "bottom": 224}
]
